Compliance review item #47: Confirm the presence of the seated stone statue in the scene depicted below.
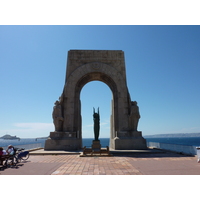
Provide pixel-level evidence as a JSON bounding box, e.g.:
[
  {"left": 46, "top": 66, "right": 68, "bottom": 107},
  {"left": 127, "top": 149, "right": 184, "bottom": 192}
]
[
  {"left": 129, "top": 101, "right": 140, "bottom": 131},
  {"left": 53, "top": 100, "right": 64, "bottom": 131}
]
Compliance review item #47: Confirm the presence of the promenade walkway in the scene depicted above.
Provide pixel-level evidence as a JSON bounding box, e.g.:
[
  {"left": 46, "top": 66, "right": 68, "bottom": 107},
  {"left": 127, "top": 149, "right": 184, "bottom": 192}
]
[{"left": 0, "top": 149, "right": 200, "bottom": 175}]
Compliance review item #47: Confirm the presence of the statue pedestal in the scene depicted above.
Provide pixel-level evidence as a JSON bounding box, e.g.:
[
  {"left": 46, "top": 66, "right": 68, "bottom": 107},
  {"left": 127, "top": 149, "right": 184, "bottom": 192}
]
[
  {"left": 44, "top": 131, "right": 81, "bottom": 150},
  {"left": 92, "top": 140, "right": 101, "bottom": 149},
  {"left": 110, "top": 131, "right": 147, "bottom": 150},
  {"left": 81, "top": 140, "right": 111, "bottom": 156}
]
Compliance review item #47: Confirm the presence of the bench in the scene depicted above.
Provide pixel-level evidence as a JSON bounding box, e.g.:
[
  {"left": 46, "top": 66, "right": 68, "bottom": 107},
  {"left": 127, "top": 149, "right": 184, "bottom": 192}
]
[
  {"left": 83, "top": 146, "right": 110, "bottom": 155},
  {"left": 82, "top": 147, "right": 92, "bottom": 155},
  {"left": 99, "top": 146, "right": 110, "bottom": 154},
  {"left": 91, "top": 148, "right": 101, "bottom": 155},
  {"left": 0, "top": 155, "right": 15, "bottom": 168},
  {"left": 0, "top": 155, "right": 10, "bottom": 166}
]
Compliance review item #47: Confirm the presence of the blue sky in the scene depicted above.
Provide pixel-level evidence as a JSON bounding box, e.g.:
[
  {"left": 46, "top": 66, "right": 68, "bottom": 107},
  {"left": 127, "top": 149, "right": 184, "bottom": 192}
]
[{"left": 1, "top": 25, "right": 200, "bottom": 138}]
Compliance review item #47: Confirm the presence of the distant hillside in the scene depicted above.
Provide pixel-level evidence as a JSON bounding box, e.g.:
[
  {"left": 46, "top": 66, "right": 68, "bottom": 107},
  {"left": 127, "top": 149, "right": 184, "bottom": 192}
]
[{"left": 144, "top": 133, "right": 200, "bottom": 138}]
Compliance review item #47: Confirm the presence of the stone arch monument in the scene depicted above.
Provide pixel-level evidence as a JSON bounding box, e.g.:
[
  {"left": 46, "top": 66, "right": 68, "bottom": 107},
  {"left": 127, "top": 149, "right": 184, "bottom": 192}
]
[{"left": 45, "top": 50, "right": 147, "bottom": 150}]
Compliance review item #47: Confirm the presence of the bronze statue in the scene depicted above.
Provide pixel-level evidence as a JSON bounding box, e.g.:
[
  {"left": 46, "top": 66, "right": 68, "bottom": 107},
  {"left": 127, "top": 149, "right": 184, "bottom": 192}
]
[
  {"left": 52, "top": 100, "right": 64, "bottom": 131},
  {"left": 129, "top": 101, "right": 140, "bottom": 131},
  {"left": 93, "top": 107, "right": 100, "bottom": 141}
]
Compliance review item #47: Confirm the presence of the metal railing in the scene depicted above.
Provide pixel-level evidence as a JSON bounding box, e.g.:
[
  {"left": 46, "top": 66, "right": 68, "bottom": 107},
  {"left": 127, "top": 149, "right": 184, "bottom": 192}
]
[
  {"left": 147, "top": 141, "right": 198, "bottom": 155},
  {"left": 2, "top": 143, "right": 44, "bottom": 151}
]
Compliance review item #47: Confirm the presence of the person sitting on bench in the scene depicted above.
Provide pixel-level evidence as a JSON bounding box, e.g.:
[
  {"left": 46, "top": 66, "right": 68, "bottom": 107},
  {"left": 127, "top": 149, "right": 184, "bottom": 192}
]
[
  {"left": 0, "top": 147, "right": 7, "bottom": 165},
  {"left": 6, "top": 145, "right": 14, "bottom": 155},
  {"left": 0, "top": 147, "right": 7, "bottom": 156}
]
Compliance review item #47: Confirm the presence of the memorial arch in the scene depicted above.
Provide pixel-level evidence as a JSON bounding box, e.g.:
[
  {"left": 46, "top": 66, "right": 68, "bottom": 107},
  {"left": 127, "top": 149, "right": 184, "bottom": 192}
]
[{"left": 45, "top": 50, "right": 147, "bottom": 150}]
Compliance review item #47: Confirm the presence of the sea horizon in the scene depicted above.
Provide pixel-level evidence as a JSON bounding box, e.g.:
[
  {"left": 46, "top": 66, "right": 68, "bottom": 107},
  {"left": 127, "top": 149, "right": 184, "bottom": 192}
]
[{"left": 1, "top": 136, "right": 200, "bottom": 148}]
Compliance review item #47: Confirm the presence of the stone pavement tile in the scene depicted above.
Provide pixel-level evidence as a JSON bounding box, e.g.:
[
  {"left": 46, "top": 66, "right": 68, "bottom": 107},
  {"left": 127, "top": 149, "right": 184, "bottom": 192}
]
[
  {"left": 81, "top": 172, "right": 88, "bottom": 175},
  {"left": 126, "top": 155, "right": 200, "bottom": 175},
  {"left": 0, "top": 162, "right": 64, "bottom": 175}
]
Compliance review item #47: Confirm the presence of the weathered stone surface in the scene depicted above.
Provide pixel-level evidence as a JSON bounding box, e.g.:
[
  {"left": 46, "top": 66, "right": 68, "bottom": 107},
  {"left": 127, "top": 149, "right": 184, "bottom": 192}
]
[
  {"left": 49, "top": 132, "right": 76, "bottom": 139},
  {"left": 44, "top": 50, "right": 147, "bottom": 150},
  {"left": 45, "top": 138, "right": 81, "bottom": 150},
  {"left": 113, "top": 136, "right": 147, "bottom": 150}
]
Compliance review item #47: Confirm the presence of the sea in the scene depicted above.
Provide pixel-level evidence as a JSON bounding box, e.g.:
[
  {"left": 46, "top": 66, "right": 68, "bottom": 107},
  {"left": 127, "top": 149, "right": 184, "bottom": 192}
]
[
  {"left": 1, "top": 137, "right": 200, "bottom": 149},
  {"left": 0, "top": 138, "right": 110, "bottom": 149}
]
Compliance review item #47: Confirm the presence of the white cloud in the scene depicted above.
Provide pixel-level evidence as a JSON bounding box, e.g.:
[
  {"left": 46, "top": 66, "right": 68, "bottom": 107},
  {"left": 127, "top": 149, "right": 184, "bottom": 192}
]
[
  {"left": 179, "top": 127, "right": 200, "bottom": 133},
  {"left": 0, "top": 123, "right": 54, "bottom": 138},
  {"left": 85, "top": 124, "right": 93, "bottom": 127},
  {"left": 0, "top": 120, "right": 111, "bottom": 139},
  {"left": 82, "top": 120, "right": 110, "bottom": 138},
  {"left": 14, "top": 123, "right": 53, "bottom": 129},
  {"left": 100, "top": 122, "right": 108, "bottom": 126}
]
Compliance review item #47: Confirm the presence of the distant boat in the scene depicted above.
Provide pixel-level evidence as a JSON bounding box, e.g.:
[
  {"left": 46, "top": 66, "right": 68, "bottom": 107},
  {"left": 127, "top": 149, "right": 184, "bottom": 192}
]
[{"left": 0, "top": 134, "right": 20, "bottom": 140}]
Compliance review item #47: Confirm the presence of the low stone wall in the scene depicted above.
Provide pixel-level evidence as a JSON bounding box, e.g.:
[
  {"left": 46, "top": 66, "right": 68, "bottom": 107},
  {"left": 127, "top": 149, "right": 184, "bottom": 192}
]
[{"left": 147, "top": 141, "right": 198, "bottom": 156}]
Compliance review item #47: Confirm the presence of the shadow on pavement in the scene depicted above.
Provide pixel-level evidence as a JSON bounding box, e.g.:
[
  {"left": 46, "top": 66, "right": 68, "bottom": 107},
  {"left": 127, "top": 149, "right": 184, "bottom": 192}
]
[
  {"left": 0, "top": 160, "right": 30, "bottom": 171},
  {"left": 111, "top": 151, "right": 195, "bottom": 158}
]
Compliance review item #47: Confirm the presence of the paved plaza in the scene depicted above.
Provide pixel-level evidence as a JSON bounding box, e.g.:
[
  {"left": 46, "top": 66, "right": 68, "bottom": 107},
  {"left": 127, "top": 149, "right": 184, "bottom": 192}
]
[{"left": 1, "top": 150, "right": 200, "bottom": 175}]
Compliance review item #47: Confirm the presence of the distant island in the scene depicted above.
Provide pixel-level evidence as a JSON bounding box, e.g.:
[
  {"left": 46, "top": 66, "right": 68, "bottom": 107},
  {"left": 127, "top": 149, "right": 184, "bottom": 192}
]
[
  {"left": 0, "top": 134, "right": 20, "bottom": 140},
  {"left": 144, "top": 133, "right": 200, "bottom": 138}
]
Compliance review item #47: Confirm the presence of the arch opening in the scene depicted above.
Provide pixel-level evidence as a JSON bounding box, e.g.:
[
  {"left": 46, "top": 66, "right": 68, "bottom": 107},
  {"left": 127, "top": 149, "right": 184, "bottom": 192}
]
[
  {"left": 80, "top": 81, "right": 112, "bottom": 147},
  {"left": 73, "top": 72, "right": 119, "bottom": 145}
]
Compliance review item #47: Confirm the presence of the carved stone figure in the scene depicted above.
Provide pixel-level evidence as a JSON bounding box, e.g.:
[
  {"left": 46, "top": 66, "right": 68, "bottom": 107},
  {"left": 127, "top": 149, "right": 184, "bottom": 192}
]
[
  {"left": 52, "top": 100, "right": 64, "bottom": 131},
  {"left": 93, "top": 107, "right": 100, "bottom": 141},
  {"left": 129, "top": 101, "right": 140, "bottom": 131}
]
